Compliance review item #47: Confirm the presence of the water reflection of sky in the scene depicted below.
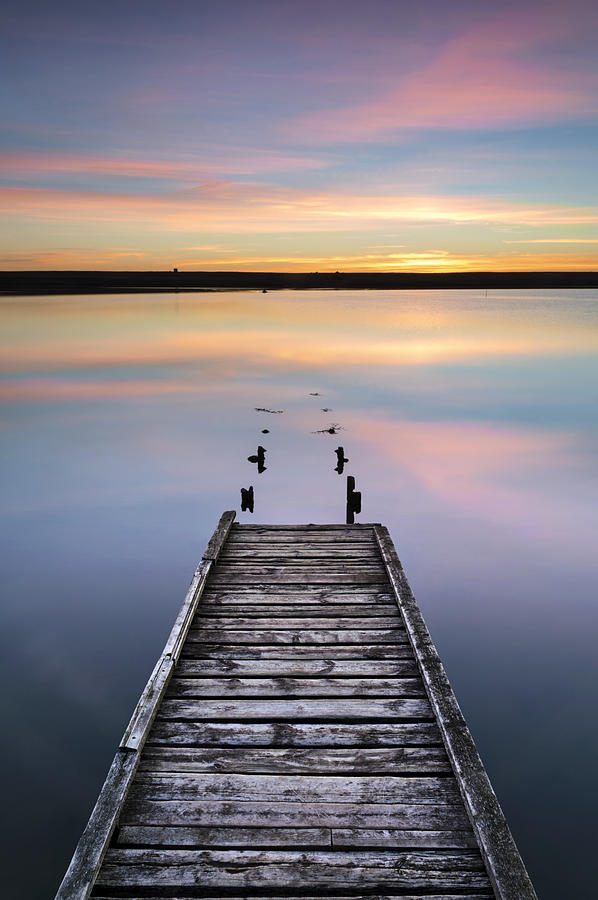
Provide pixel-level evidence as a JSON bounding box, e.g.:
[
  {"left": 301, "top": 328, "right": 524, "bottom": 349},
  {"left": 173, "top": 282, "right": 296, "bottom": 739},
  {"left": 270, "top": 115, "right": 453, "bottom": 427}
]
[{"left": 1, "top": 289, "right": 597, "bottom": 898}]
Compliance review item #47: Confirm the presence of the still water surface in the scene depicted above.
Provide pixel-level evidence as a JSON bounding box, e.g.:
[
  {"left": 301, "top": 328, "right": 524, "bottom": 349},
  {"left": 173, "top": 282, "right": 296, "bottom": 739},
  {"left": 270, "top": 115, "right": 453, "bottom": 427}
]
[{"left": 1, "top": 289, "right": 597, "bottom": 898}]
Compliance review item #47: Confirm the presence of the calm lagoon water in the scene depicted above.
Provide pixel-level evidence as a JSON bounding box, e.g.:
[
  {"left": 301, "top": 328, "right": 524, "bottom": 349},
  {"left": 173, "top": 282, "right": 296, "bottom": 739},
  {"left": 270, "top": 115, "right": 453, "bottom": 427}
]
[{"left": 1, "top": 289, "right": 598, "bottom": 898}]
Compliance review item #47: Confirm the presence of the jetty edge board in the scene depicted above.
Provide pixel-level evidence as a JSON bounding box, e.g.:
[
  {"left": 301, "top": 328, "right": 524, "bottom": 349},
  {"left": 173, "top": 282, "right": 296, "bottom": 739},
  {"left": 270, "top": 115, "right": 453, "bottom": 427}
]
[
  {"left": 55, "top": 510, "right": 236, "bottom": 900},
  {"left": 373, "top": 526, "right": 537, "bottom": 900},
  {"left": 56, "top": 515, "right": 537, "bottom": 900}
]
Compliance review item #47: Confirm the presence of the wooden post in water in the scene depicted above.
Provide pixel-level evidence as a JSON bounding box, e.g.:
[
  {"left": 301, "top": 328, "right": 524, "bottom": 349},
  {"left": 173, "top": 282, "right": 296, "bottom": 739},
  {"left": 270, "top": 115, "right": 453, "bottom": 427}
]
[{"left": 346, "top": 475, "right": 362, "bottom": 524}]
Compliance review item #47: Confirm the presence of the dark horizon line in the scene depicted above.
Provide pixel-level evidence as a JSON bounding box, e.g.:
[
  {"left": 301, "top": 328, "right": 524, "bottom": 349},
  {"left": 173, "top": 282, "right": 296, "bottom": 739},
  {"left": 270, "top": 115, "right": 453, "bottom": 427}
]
[{"left": 2, "top": 268, "right": 598, "bottom": 295}]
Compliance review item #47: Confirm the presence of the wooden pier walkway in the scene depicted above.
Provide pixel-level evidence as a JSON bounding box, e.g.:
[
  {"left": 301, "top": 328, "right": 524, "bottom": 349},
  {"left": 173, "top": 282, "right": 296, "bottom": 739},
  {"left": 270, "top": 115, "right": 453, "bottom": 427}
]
[{"left": 57, "top": 513, "right": 537, "bottom": 899}]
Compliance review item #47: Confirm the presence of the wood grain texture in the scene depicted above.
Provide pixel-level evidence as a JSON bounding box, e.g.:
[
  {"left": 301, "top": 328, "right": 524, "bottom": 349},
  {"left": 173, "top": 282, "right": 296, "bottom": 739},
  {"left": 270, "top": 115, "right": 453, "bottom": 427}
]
[
  {"left": 122, "top": 799, "right": 471, "bottom": 829},
  {"left": 208, "top": 571, "right": 388, "bottom": 584},
  {"left": 197, "top": 603, "right": 401, "bottom": 617},
  {"left": 186, "top": 628, "right": 408, "bottom": 645},
  {"left": 200, "top": 590, "right": 396, "bottom": 604},
  {"left": 189, "top": 615, "right": 401, "bottom": 629},
  {"left": 147, "top": 720, "right": 443, "bottom": 747},
  {"left": 180, "top": 643, "right": 416, "bottom": 659},
  {"left": 95, "top": 895, "right": 493, "bottom": 900},
  {"left": 220, "top": 548, "right": 381, "bottom": 559},
  {"left": 116, "top": 823, "right": 475, "bottom": 849},
  {"left": 116, "top": 825, "right": 331, "bottom": 847},
  {"left": 139, "top": 746, "right": 451, "bottom": 774},
  {"left": 131, "top": 773, "right": 459, "bottom": 804},
  {"left": 94, "top": 887, "right": 495, "bottom": 900},
  {"left": 96, "top": 848, "right": 490, "bottom": 890},
  {"left": 166, "top": 676, "right": 425, "bottom": 698},
  {"left": 174, "top": 658, "right": 419, "bottom": 677},
  {"left": 157, "top": 697, "right": 433, "bottom": 720}
]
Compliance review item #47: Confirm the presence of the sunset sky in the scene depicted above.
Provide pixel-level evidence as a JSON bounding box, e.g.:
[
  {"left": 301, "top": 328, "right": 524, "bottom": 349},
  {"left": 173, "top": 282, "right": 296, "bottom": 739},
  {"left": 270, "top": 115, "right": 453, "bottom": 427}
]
[{"left": 2, "top": 0, "right": 598, "bottom": 272}]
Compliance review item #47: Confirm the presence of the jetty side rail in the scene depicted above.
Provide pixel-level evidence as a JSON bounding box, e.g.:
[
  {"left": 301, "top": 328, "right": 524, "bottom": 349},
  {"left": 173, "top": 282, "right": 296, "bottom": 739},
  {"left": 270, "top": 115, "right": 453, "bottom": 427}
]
[
  {"left": 374, "top": 525, "right": 537, "bottom": 900},
  {"left": 55, "top": 510, "right": 236, "bottom": 900}
]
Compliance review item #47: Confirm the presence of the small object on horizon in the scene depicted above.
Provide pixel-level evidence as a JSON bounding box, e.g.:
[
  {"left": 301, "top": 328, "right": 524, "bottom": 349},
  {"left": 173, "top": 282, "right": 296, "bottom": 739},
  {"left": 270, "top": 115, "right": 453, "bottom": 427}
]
[
  {"left": 240, "top": 485, "right": 254, "bottom": 513},
  {"left": 262, "top": 288, "right": 268, "bottom": 293},
  {"left": 322, "top": 407, "right": 332, "bottom": 412},
  {"left": 255, "top": 407, "right": 283, "bottom": 414},
  {"left": 346, "top": 474, "right": 362, "bottom": 525},
  {"left": 335, "top": 446, "right": 349, "bottom": 475},
  {"left": 313, "top": 423, "right": 342, "bottom": 435},
  {"left": 309, "top": 392, "right": 321, "bottom": 396},
  {"left": 172, "top": 267, "right": 178, "bottom": 273},
  {"left": 261, "top": 428, "right": 270, "bottom": 434},
  {"left": 247, "top": 445, "right": 267, "bottom": 473}
]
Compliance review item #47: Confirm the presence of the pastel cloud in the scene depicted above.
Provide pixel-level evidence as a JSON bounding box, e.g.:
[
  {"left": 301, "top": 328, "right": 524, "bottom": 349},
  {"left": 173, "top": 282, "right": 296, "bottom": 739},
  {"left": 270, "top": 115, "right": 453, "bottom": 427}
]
[
  {"left": 0, "top": 378, "right": 214, "bottom": 403},
  {"left": 0, "top": 149, "right": 328, "bottom": 180},
  {"left": 285, "top": 11, "right": 598, "bottom": 141},
  {"left": 2, "top": 182, "right": 597, "bottom": 235}
]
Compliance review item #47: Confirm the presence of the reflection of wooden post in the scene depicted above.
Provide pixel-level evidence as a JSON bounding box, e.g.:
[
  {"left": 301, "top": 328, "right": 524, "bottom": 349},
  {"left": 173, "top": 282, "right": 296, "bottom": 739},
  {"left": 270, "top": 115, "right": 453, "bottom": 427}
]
[
  {"left": 335, "top": 446, "right": 349, "bottom": 474},
  {"left": 240, "top": 486, "right": 254, "bottom": 513},
  {"left": 346, "top": 475, "right": 361, "bottom": 525}
]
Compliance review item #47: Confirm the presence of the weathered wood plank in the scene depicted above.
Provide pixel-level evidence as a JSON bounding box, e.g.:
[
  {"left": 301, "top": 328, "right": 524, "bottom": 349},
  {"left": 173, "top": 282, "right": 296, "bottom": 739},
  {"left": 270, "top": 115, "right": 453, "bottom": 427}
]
[
  {"left": 174, "top": 658, "right": 419, "bottom": 677},
  {"left": 186, "top": 628, "right": 408, "bottom": 644},
  {"left": 217, "top": 557, "right": 385, "bottom": 564},
  {"left": 122, "top": 798, "right": 471, "bottom": 829},
  {"left": 139, "top": 746, "right": 451, "bottom": 774},
  {"left": 157, "top": 697, "right": 432, "bottom": 720},
  {"left": 226, "top": 538, "right": 377, "bottom": 544},
  {"left": 116, "top": 823, "right": 475, "bottom": 849},
  {"left": 180, "top": 643, "right": 416, "bottom": 659},
  {"left": 97, "top": 849, "right": 489, "bottom": 890},
  {"left": 203, "top": 512, "right": 238, "bottom": 560},
  {"left": 189, "top": 616, "right": 401, "bottom": 629},
  {"left": 375, "top": 525, "right": 537, "bottom": 900},
  {"left": 198, "top": 603, "right": 401, "bottom": 617},
  {"left": 147, "top": 720, "right": 443, "bottom": 747},
  {"left": 231, "top": 524, "right": 378, "bottom": 531},
  {"left": 200, "top": 590, "right": 396, "bottom": 604},
  {"left": 211, "top": 563, "right": 386, "bottom": 573},
  {"left": 332, "top": 828, "right": 477, "bottom": 849},
  {"left": 166, "top": 677, "right": 426, "bottom": 698},
  {"left": 220, "top": 549, "right": 381, "bottom": 558},
  {"left": 131, "top": 773, "right": 458, "bottom": 804},
  {"left": 218, "top": 553, "right": 382, "bottom": 575},
  {"left": 116, "top": 825, "right": 331, "bottom": 847},
  {"left": 94, "top": 887, "right": 495, "bottom": 900},
  {"left": 205, "top": 583, "right": 392, "bottom": 592},
  {"left": 95, "top": 895, "right": 493, "bottom": 900},
  {"left": 208, "top": 571, "right": 388, "bottom": 584},
  {"left": 216, "top": 561, "right": 384, "bottom": 570}
]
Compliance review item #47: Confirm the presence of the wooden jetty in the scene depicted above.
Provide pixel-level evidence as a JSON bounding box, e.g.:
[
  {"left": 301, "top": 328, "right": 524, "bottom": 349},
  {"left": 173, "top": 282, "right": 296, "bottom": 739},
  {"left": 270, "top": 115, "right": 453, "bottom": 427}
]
[{"left": 56, "top": 513, "right": 537, "bottom": 899}]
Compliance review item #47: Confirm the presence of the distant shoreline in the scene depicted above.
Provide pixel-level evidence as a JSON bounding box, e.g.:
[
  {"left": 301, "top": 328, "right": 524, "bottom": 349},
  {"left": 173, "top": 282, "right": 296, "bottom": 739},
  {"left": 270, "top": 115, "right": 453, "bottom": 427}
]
[{"left": 1, "top": 269, "right": 598, "bottom": 295}]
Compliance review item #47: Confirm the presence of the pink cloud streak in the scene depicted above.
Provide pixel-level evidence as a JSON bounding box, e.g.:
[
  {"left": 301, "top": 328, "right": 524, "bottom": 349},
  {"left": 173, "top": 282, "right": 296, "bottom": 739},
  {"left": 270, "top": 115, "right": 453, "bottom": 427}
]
[
  {"left": 285, "top": 11, "right": 598, "bottom": 141},
  {"left": 2, "top": 183, "right": 596, "bottom": 231},
  {"left": 0, "top": 149, "right": 327, "bottom": 179}
]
